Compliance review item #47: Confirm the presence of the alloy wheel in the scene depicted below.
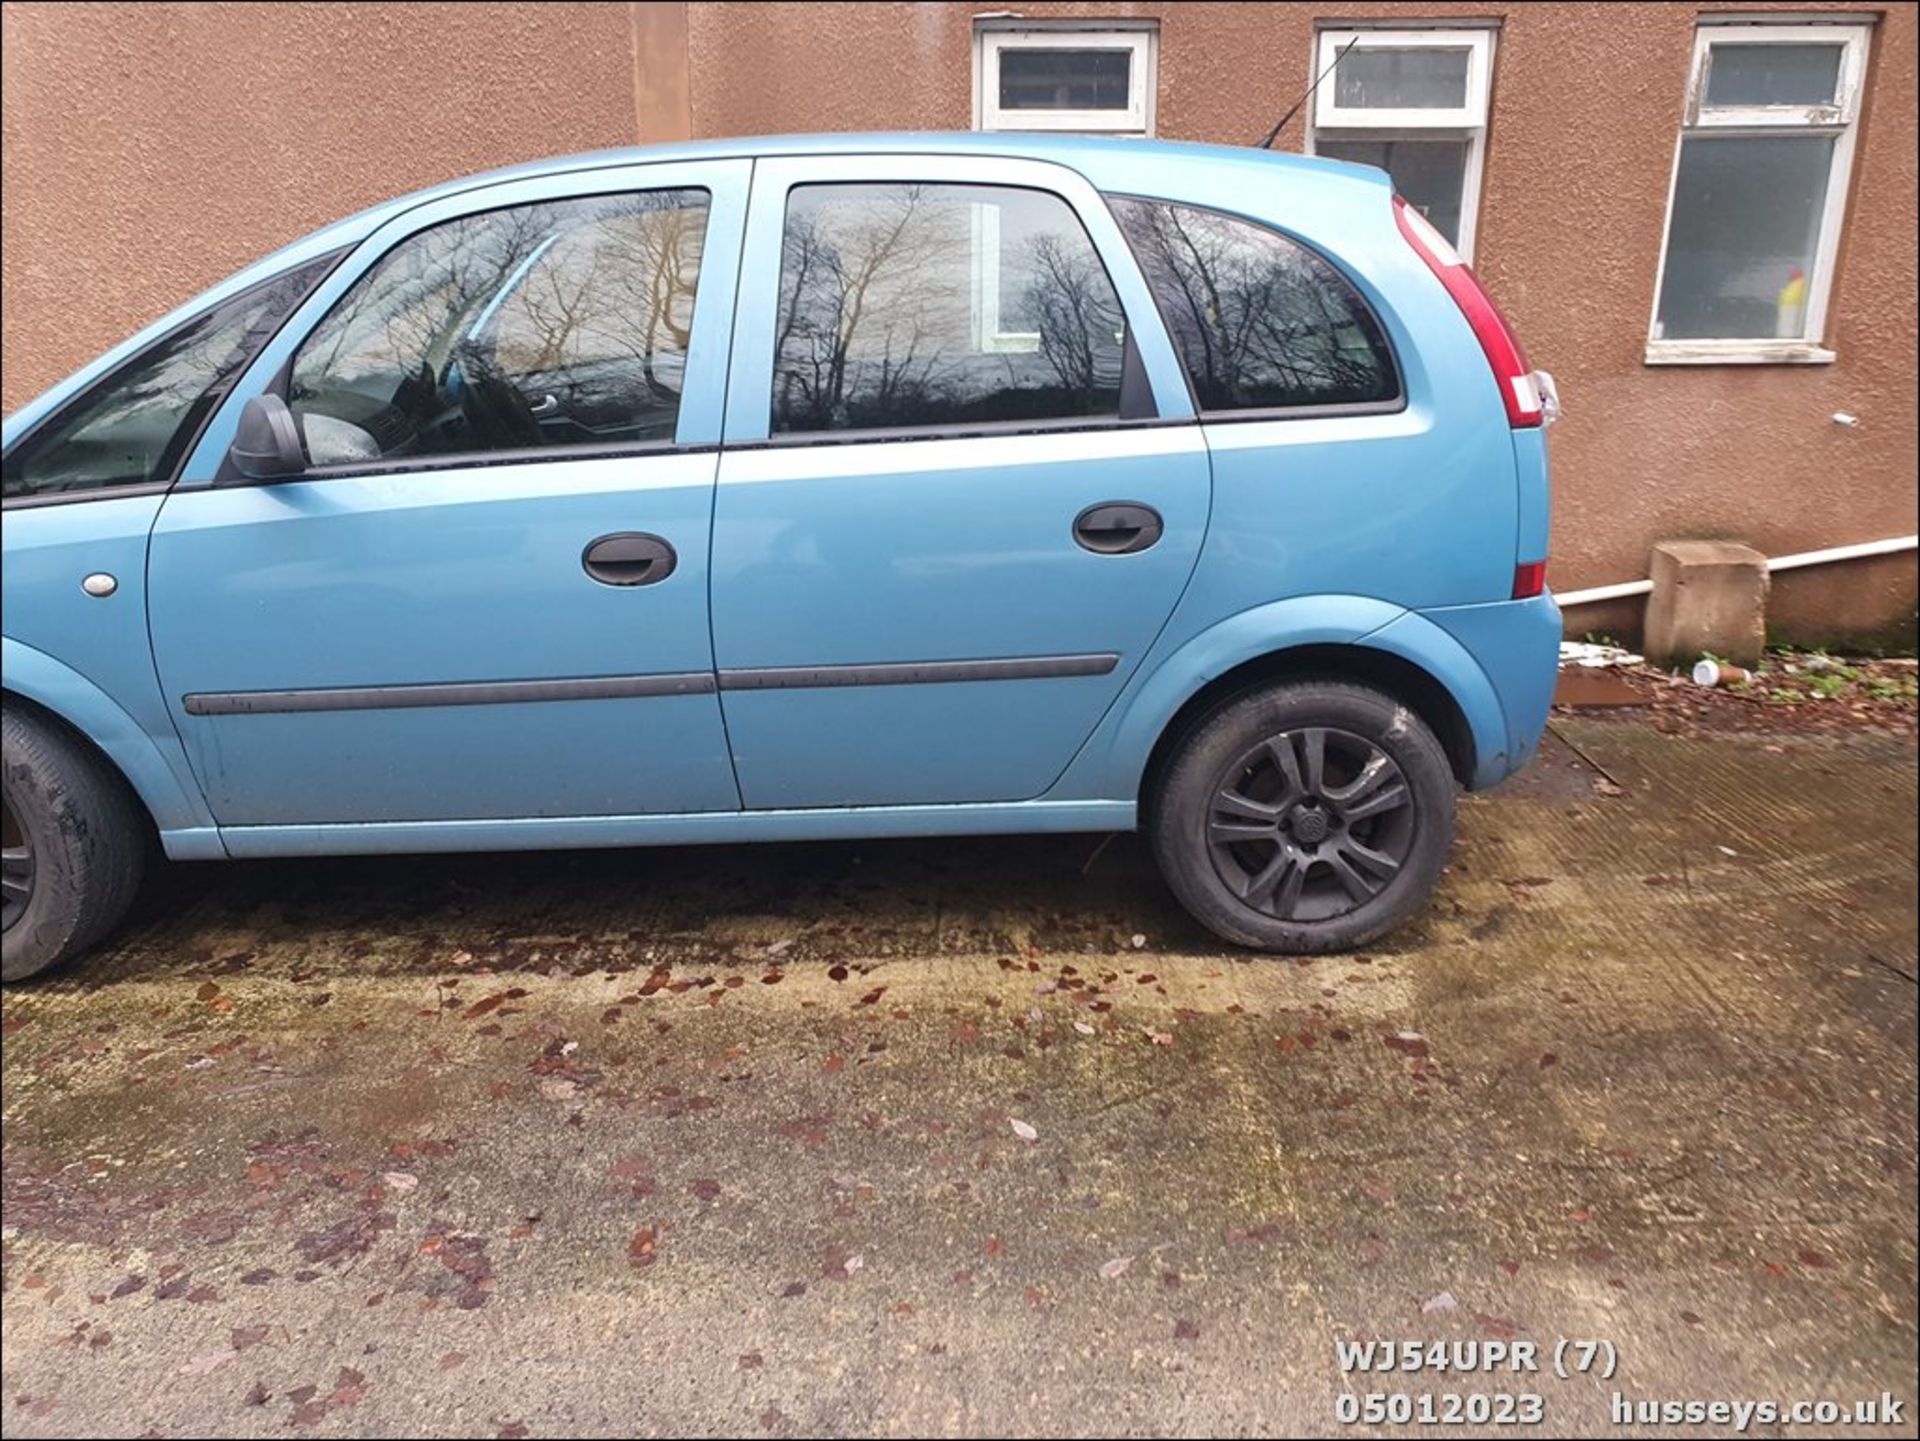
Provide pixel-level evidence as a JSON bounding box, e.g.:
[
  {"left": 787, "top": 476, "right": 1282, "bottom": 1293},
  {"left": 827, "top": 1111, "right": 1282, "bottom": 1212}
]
[
  {"left": 1, "top": 793, "right": 31, "bottom": 933},
  {"left": 1205, "top": 726, "right": 1417, "bottom": 923}
]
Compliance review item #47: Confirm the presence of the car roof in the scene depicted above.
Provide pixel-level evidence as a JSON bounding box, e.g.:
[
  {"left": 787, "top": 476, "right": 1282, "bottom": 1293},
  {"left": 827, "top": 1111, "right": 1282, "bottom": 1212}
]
[
  {"left": 333, "top": 131, "right": 1378, "bottom": 244},
  {"left": 5, "top": 133, "right": 1383, "bottom": 436}
]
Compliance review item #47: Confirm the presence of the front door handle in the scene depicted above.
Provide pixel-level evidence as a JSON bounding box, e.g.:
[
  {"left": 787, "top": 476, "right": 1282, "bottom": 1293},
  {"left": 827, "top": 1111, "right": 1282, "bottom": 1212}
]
[
  {"left": 1073, "top": 502, "right": 1163, "bottom": 555},
  {"left": 583, "top": 532, "right": 677, "bottom": 586}
]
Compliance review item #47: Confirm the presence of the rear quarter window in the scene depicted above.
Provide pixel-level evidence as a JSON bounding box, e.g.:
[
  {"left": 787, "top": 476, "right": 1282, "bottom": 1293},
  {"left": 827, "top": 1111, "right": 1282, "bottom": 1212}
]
[{"left": 1107, "top": 197, "right": 1400, "bottom": 414}]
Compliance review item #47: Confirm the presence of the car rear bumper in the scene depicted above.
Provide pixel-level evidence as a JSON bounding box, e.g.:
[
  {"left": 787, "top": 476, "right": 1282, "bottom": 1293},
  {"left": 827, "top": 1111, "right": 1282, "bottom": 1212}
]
[{"left": 1416, "top": 591, "right": 1563, "bottom": 788}]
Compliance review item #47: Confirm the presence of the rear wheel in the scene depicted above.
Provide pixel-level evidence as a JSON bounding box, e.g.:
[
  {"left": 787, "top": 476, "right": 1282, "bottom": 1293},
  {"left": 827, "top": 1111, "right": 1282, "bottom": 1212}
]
[
  {"left": 1149, "top": 679, "right": 1455, "bottom": 953},
  {"left": 1, "top": 705, "right": 147, "bottom": 982}
]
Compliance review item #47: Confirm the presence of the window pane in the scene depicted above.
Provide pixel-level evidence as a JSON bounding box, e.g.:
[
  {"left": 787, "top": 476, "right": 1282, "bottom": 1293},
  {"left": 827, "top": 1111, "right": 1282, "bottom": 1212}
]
[
  {"left": 1110, "top": 198, "right": 1399, "bottom": 412},
  {"left": 998, "top": 48, "right": 1132, "bottom": 111},
  {"left": 1315, "top": 138, "right": 1470, "bottom": 248},
  {"left": 1704, "top": 43, "right": 1842, "bottom": 108},
  {"left": 3, "top": 261, "right": 328, "bottom": 500},
  {"left": 1656, "top": 135, "right": 1833, "bottom": 340},
  {"left": 772, "top": 184, "right": 1126, "bottom": 434},
  {"left": 290, "top": 190, "right": 707, "bottom": 465},
  {"left": 1333, "top": 47, "right": 1470, "bottom": 110}
]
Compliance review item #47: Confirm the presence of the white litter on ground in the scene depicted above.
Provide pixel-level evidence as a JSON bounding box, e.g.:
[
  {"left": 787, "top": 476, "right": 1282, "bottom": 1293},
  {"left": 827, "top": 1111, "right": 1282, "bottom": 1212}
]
[{"left": 1559, "top": 640, "right": 1644, "bottom": 669}]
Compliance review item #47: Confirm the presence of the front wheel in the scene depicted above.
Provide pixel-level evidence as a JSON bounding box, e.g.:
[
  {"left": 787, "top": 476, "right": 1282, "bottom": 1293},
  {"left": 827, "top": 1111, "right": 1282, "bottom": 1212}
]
[
  {"left": 1149, "top": 679, "right": 1456, "bottom": 953},
  {"left": 2, "top": 705, "right": 148, "bottom": 982}
]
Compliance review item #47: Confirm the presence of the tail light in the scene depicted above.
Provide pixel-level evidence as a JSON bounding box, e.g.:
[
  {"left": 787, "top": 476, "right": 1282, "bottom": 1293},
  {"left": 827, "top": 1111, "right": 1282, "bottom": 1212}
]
[
  {"left": 1393, "top": 195, "right": 1543, "bottom": 428},
  {"left": 1512, "top": 559, "right": 1548, "bottom": 600}
]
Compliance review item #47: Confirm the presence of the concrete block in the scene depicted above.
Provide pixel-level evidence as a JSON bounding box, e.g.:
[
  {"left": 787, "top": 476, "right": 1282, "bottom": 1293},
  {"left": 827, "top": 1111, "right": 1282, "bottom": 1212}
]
[{"left": 1643, "top": 540, "right": 1770, "bottom": 669}]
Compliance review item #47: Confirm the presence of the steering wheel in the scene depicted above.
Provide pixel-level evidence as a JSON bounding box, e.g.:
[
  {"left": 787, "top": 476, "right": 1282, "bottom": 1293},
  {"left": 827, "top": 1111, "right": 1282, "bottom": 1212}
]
[{"left": 448, "top": 345, "right": 545, "bottom": 450}]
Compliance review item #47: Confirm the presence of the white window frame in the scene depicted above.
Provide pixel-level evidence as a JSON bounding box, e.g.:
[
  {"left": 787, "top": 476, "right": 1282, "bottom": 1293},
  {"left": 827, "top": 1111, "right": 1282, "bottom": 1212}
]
[
  {"left": 973, "top": 23, "right": 1157, "bottom": 136},
  {"left": 970, "top": 201, "right": 1040, "bottom": 354},
  {"left": 1306, "top": 27, "right": 1495, "bottom": 263},
  {"left": 1645, "top": 20, "right": 1873, "bottom": 365}
]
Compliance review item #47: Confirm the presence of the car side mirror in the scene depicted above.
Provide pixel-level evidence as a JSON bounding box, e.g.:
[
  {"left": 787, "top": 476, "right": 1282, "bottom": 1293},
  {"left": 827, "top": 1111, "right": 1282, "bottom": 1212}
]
[{"left": 228, "top": 393, "right": 307, "bottom": 481}]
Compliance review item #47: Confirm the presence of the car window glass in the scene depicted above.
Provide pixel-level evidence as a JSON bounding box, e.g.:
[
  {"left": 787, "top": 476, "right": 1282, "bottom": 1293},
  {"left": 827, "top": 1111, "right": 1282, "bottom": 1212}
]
[
  {"left": 1108, "top": 197, "right": 1400, "bottom": 412},
  {"left": 2, "top": 259, "right": 331, "bottom": 501},
  {"left": 288, "top": 190, "right": 707, "bottom": 466},
  {"left": 771, "top": 182, "right": 1126, "bottom": 435}
]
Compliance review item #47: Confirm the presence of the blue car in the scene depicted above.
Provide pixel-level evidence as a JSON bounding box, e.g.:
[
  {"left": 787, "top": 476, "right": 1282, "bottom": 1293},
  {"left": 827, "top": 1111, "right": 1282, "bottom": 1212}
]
[{"left": 1, "top": 134, "right": 1558, "bottom": 980}]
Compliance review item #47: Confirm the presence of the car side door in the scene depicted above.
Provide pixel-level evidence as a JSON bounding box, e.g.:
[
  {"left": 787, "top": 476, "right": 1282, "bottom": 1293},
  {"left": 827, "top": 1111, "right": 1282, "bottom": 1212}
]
[
  {"left": 147, "top": 161, "right": 750, "bottom": 831},
  {"left": 709, "top": 154, "right": 1210, "bottom": 810}
]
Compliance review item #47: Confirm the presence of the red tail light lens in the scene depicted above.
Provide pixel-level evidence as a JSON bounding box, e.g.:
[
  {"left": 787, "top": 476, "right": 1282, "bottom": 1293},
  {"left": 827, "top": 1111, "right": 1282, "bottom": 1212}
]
[
  {"left": 1512, "top": 560, "right": 1548, "bottom": 600},
  {"left": 1393, "top": 195, "right": 1543, "bottom": 429}
]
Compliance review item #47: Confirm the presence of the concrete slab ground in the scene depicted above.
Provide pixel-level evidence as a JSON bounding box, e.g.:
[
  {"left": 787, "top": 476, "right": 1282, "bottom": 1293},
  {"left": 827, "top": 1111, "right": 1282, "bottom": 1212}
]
[{"left": 2, "top": 720, "right": 1914, "bottom": 1438}]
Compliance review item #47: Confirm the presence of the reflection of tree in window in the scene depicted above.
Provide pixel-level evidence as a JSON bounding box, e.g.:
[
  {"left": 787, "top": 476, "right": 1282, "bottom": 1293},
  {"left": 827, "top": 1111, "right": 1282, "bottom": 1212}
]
[
  {"left": 490, "top": 199, "right": 704, "bottom": 401},
  {"left": 776, "top": 186, "right": 957, "bottom": 431},
  {"left": 290, "top": 191, "right": 707, "bottom": 462},
  {"left": 1016, "top": 232, "right": 1124, "bottom": 413},
  {"left": 772, "top": 183, "right": 1124, "bottom": 434},
  {"left": 1111, "top": 199, "right": 1398, "bottom": 412},
  {"left": 2, "top": 260, "right": 329, "bottom": 499}
]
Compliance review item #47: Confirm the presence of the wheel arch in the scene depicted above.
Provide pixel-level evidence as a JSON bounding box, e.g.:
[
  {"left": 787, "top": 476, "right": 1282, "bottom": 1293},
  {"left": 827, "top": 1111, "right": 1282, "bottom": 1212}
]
[
  {"left": 1065, "top": 596, "right": 1513, "bottom": 807},
  {"left": 1, "top": 637, "right": 223, "bottom": 856},
  {"left": 1142, "top": 644, "right": 1478, "bottom": 813}
]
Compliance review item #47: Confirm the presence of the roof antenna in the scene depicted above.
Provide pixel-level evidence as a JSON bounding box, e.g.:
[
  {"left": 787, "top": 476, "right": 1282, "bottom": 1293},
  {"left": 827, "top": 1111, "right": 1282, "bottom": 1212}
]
[{"left": 1256, "top": 37, "right": 1357, "bottom": 148}]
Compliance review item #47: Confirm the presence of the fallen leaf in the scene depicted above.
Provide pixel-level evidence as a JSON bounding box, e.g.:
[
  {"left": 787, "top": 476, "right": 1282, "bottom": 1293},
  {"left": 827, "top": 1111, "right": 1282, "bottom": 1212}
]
[
  {"left": 1383, "top": 1031, "right": 1430, "bottom": 1058},
  {"left": 628, "top": 1225, "right": 658, "bottom": 1268}
]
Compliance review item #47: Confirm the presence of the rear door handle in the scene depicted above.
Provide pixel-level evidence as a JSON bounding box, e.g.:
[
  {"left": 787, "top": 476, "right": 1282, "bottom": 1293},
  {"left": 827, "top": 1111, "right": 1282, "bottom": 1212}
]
[
  {"left": 1073, "top": 502, "right": 1163, "bottom": 555},
  {"left": 583, "top": 532, "right": 677, "bottom": 586}
]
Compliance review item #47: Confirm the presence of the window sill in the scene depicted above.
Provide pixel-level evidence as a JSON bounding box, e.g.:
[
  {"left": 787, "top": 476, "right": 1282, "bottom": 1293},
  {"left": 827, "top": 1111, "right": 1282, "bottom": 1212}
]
[{"left": 1644, "top": 340, "right": 1837, "bottom": 366}]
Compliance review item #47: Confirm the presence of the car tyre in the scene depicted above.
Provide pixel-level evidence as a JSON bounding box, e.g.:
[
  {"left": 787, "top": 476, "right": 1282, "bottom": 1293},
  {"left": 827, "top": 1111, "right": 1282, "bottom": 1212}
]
[
  {"left": 2, "top": 704, "right": 147, "bottom": 982},
  {"left": 1149, "top": 679, "right": 1456, "bottom": 953}
]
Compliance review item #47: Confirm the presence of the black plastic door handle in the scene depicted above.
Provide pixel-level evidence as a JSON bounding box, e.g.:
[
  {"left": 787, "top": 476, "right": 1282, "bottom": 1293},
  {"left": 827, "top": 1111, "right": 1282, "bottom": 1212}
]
[
  {"left": 1073, "top": 502, "right": 1163, "bottom": 555},
  {"left": 583, "top": 532, "right": 677, "bottom": 586}
]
